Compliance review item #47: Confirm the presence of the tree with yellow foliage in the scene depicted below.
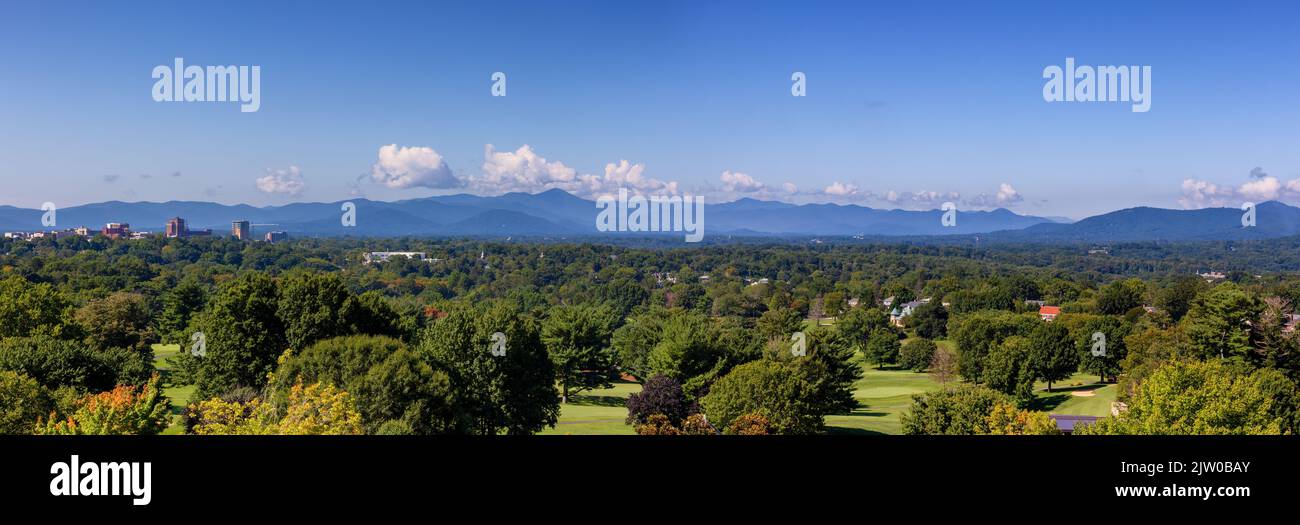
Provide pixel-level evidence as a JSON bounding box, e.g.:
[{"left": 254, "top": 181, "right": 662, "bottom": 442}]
[{"left": 189, "top": 381, "right": 363, "bottom": 435}]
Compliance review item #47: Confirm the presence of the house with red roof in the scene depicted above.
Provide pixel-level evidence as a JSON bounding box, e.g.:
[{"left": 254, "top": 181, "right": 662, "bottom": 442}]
[{"left": 1039, "top": 305, "right": 1061, "bottom": 322}]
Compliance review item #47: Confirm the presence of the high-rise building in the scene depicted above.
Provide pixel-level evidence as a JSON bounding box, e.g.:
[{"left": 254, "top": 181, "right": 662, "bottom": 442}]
[
  {"left": 232, "top": 220, "right": 251, "bottom": 241},
  {"left": 264, "top": 231, "right": 288, "bottom": 243},
  {"left": 166, "top": 217, "right": 187, "bottom": 238}
]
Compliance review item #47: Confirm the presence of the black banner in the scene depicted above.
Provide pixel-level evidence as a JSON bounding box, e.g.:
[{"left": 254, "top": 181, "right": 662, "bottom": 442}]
[{"left": 0, "top": 436, "right": 1286, "bottom": 514}]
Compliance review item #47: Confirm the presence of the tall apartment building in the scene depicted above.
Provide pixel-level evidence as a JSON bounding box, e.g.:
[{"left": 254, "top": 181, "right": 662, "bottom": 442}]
[
  {"left": 232, "top": 220, "right": 251, "bottom": 241},
  {"left": 166, "top": 217, "right": 187, "bottom": 238}
]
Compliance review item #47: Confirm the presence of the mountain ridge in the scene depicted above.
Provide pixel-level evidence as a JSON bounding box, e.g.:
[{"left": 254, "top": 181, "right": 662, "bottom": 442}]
[{"left": 1, "top": 191, "right": 1296, "bottom": 242}]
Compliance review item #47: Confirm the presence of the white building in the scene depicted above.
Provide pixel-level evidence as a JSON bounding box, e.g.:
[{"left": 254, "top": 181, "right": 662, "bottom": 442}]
[{"left": 364, "top": 251, "right": 429, "bottom": 264}]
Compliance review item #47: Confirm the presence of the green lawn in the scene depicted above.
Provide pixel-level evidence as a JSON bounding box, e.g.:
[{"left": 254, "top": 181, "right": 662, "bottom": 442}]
[
  {"left": 1030, "top": 371, "right": 1117, "bottom": 418},
  {"left": 543, "top": 340, "right": 1117, "bottom": 435},
  {"left": 825, "top": 366, "right": 945, "bottom": 435},
  {"left": 150, "top": 335, "right": 1114, "bottom": 436},
  {"left": 541, "top": 381, "right": 641, "bottom": 435},
  {"left": 151, "top": 343, "right": 191, "bottom": 435}
]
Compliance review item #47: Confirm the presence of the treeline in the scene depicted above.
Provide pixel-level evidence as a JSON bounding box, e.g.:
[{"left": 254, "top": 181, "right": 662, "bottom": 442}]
[
  {"left": 903, "top": 278, "right": 1300, "bottom": 435},
  {"left": 4, "top": 235, "right": 1300, "bottom": 435}
]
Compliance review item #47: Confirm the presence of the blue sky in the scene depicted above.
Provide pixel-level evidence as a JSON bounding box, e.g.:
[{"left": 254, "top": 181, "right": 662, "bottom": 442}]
[{"left": 1, "top": 0, "right": 1298, "bottom": 219}]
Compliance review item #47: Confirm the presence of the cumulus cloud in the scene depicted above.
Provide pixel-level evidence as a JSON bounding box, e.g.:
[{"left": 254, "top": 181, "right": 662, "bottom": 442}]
[
  {"left": 468, "top": 144, "right": 679, "bottom": 198},
  {"left": 823, "top": 181, "right": 861, "bottom": 196},
  {"left": 1180, "top": 167, "right": 1300, "bottom": 208},
  {"left": 256, "top": 165, "right": 307, "bottom": 196},
  {"left": 966, "top": 182, "right": 1023, "bottom": 208},
  {"left": 719, "top": 170, "right": 766, "bottom": 193},
  {"left": 477, "top": 144, "right": 578, "bottom": 193},
  {"left": 782, "top": 182, "right": 798, "bottom": 194},
  {"left": 370, "top": 144, "right": 461, "bottom": 189}
]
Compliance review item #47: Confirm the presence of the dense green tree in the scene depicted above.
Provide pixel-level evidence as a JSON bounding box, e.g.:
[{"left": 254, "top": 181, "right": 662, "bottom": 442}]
[
  {"left": 610, "top": 308, "right": 668, "bottom": 380},
  {"left": 1181, "top": 283, "right": 1263, "bottom": 361},
  {"left": 0, "top": 336, "right": 149, "bottom": 392},
  {"left": 278, "top": 271, "right": 353, "bottom": 351},
  {"left": 1070, "top": 315, "right": 1130, "bottom": 382},
  {"left": 770, "top": 326, "right": 862, "bottom": 416},
  {"left": 542, "top": 303, "right": 619, "bottom": 402},
  {"left": 901, "top": 384, "right": 1008, "bottom": 435},
  {"left": 907, "top": 301, "right": 949, "bottom": 339},
  {"left": 898, "top": 338, "right": 937, "bottom": 372},
  {"left": 757, "top": 306, "right": 804, "bottom": 341},
  {"left": 0, "top": 275, "right": 70, "bottom": 339},
  {"left": 417, "top": 302, "right": 559, "bottom": 435},
  {"left": 188, "top": 272, "right": 287, "bottom": 399},
  {"left": 340, "top": 291, "right": 408, "bottom": 341},
  {"left": 950, "top": 310, "right": 1035, "bottom": 383},
  {"left": 949, "top": 282, "right": 1014, "bottom": 313},
  {"left": 1080, "top": 360, "right": 1288, "bottom": 435},
  {"left": 641, "top": 309, "right": 760, "bottom": 396},
  {"left": 1026, "top": 322, "right": 1079, "bottom": 392},
  {"left": 600, "top": 278, "right": 649, "bottom": 319},
  {"left": 863, "top": 329, "right": 900, "bottom": 369},
  {"left": 271, "top": 335, "right": 455, "bottom": 434},
  {"left": 1157, "top": 275, "right": 1206, "bottom": 322},
  {"left": 1096, "top": 279, "right": 1146, "bottom": 315},
  {"left": 983, "top": 336, "right": 1036, "bottom": 405},
  {"left": 700, "top": 359, "right": 820, "bottom": 434},
  {"left": 836, "top": 306, "right": 891, "bottom": 350},
  {"left": 74, "top": 292, "right": 157, "bottom": 354},
  {"left": 158, "top": 278, "right": 207, "bottom": 344},
  {"left": 0, "top": 370, "right": 52, "bottom": 434},
  {"left": 1251, "top": 298, "right": 1300, "bottom": 379}
]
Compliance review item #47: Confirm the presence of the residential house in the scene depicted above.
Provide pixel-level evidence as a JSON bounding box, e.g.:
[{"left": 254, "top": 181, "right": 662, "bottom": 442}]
[{"left": 1039, "top": 305, "right": 1061, "bottom": 322}]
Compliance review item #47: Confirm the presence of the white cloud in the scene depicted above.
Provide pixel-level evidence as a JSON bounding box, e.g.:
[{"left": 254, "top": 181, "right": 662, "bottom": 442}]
[
  {"left": 782, "top": 182, "right": 798, "bottom": 194},
  {"left": 966, "top": 182, "right": 1023, "bottom": 208},
  {"left": 719, "top": 170, "right": 766, "bottom": 193},
  {"left": 256, "top": 166, "right": 306, "bottom": 196},
  {"left": 468, "top": 144, "right": 679, "bottom": 198},
  {"left": 1180, "top": 168, "right": 1300, "bottom": 208},
  {"left": 477, "top": 144, "right": 578, "bottom": 193},
  {"left": 369, "top": 144, "right": 461, "bottom": 189},
  {"left": 823, "top": 181, "right": 860, "bottom": 196}
]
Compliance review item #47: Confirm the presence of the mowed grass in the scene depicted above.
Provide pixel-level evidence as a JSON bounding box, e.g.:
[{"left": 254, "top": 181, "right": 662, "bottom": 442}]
[
  {"left": 151, "top": 343, "right": 191, "bottom": 435},
  {"left": 545, "top": 337, "right": 1117, "bottom": 435},
  {"left": 148, "top": 334, "right": 1114, "bottom": 435},
  {"left": 825, "top": 366, "right": 945, "bottom": 435},
  {"left": 1031, "top": 371, "right": 1117, "bottom": 418},
  {"left": 541, "top": 381, "right": 642, "bottom": 435}
]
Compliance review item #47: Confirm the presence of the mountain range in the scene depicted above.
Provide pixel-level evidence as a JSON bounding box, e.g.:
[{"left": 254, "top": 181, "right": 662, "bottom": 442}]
[{"left": 2, "top": 189, "right": 1296, "bottom": 243}]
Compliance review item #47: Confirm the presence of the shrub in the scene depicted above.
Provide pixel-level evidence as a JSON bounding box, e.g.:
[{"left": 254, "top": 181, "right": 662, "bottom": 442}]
[
  {"left": 726, "top": 413, "right": 771, "bottom": 435},
  {"left": 625, "top": 375, "right": 690, "bottom": 426},
  {"left": 37, "top": 374, "right": 170, "bottom": 435},
  {"left": 0, "top": 370, "right": 52, "bottom": 434},
  {"left": 901, "top": 384, "right": 1008, "bottom": 435}
]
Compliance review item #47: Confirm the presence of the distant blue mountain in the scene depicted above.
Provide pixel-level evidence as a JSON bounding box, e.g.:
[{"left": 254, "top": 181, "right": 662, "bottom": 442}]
[
  {"left": 3, "top": 190, "right": 1298, "bottom": 242},
  {"left": 988, "top": 201, "right": 1300, "bottom": 242}
]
